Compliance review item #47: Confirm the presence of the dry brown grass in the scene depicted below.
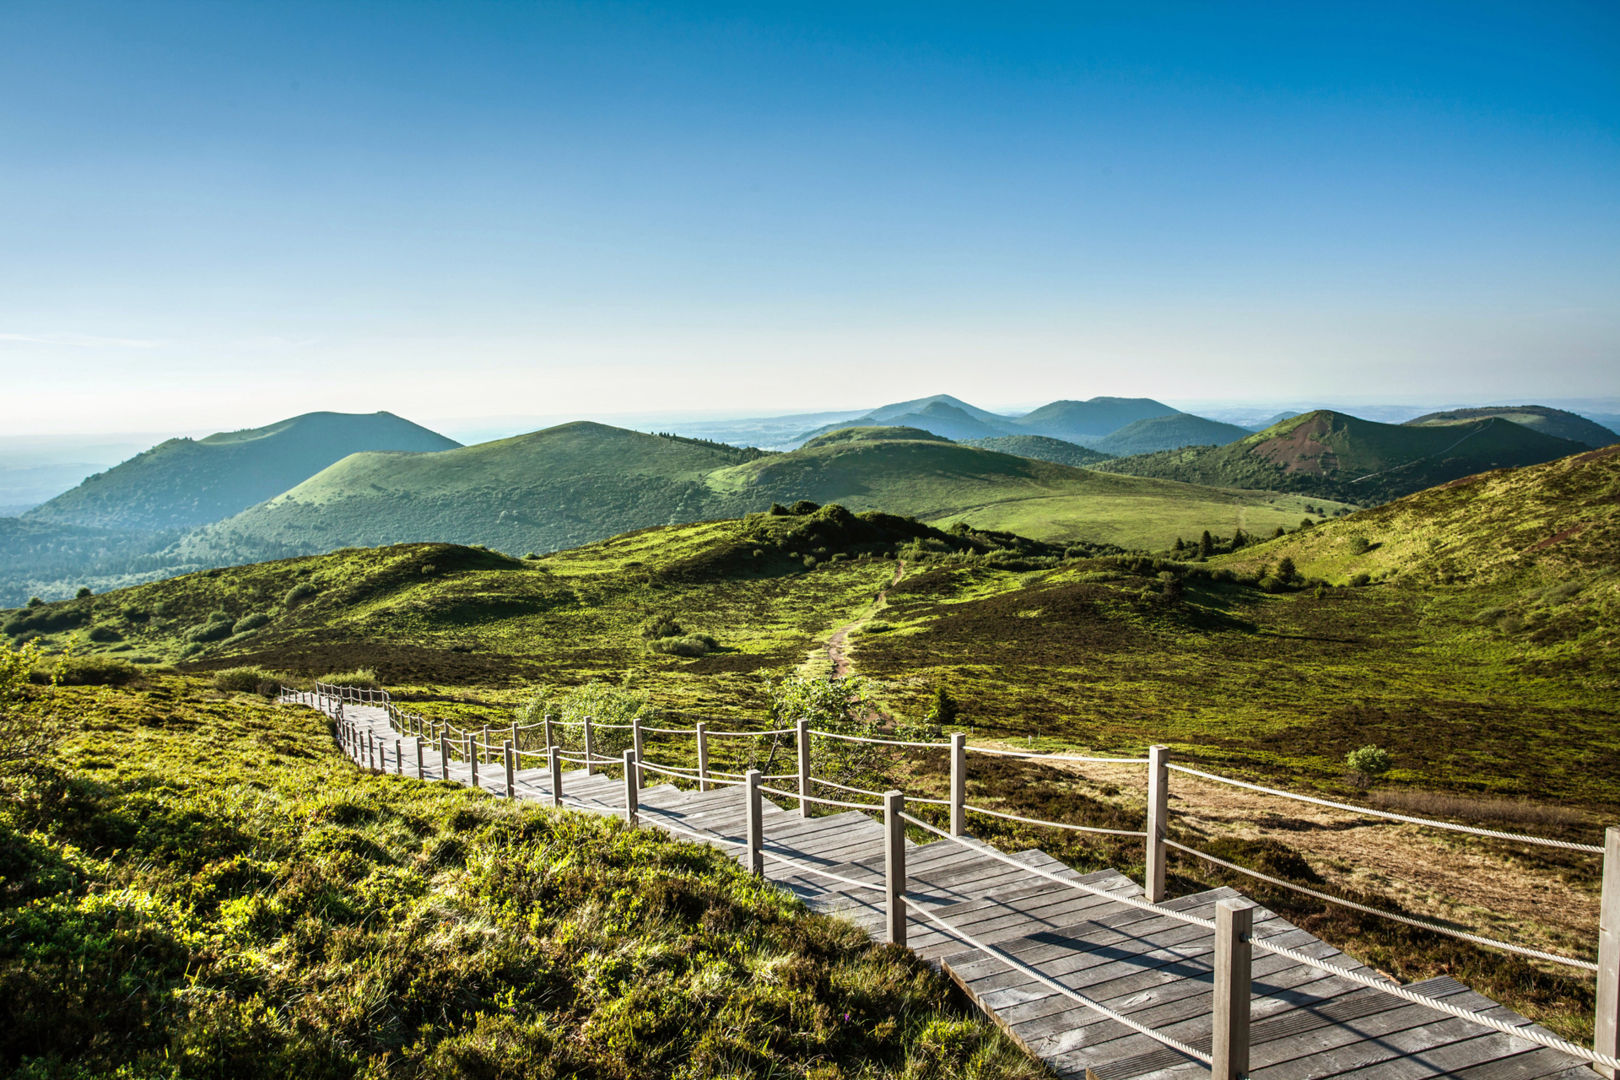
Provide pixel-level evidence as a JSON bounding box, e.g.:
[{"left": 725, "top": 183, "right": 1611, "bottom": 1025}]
[{"left": 1367, "top": 788, "right": 1592, "bottom": 832}]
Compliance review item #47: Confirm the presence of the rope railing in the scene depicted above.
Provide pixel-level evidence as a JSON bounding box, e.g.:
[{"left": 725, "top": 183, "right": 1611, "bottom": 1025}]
[
  {"left": 1166, "top": 763, "right": 1606, "bottom": 854},
  {"left": 967, "top": 803, "right": 1149, "bottom": 838},
  {"left": 809, "top": 728, "right": 948, "bottom": 748},
  {"left": 966, "top": 745, "right": 1151, "bottom": 765},
  {"left": 761, "top": 784, "right": 882, "bottom": 812}
]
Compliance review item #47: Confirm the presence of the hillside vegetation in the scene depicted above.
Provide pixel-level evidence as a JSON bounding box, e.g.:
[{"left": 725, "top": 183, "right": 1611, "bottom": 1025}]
[
  {"left": 1092, "top": 413, "right": 1250, "bottom": 456},
  {"left": 1405, "top": 405, "right": 1617, "bottom": 449},
  {"left": 26, "top": 411, "right": 459, "bottom": 532},
  {"left": 1010, "top": 397, "right": 1180, "bottom": 442},
  {"left": 1099, "top": 409, "right": 1586, "bottom": 503},
  {"left": 961, "top": 435, "right": 1112, "bottom": 468},
  {"left": 0, "top": 670, "right": 1040, "bottom": 1079}
]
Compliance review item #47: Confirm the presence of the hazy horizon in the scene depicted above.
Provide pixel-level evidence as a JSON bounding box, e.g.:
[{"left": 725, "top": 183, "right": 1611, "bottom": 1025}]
[{"left": 5, "top": 3, "right": 1617, "bottom": 436}]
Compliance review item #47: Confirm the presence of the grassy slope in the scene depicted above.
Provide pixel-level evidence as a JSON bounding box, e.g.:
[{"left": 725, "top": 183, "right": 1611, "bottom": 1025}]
[
  {"left": 0, "top": 675, "right": 1040, "bottom": 1079},
  {"left": 1010, "top": 397, "right": 1178, "bottom": 440},
  {"left": 1091, "top": 413, "right": 1250, "bottom": 456},
  {"left": 1405, "top": 405, "right": 1619, "bottom": 449},
  {"left": 960, "top": 435, "right": 1112, "bottom": 468},
  {"left": 1099, "top": 409, "right": 1588, "bottom": 503},
  {"left": 26, "top": 411, "right": 459, "bottom": 532}
]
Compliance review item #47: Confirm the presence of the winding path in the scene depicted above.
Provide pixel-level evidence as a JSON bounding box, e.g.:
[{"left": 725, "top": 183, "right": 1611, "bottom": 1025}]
[{"left": 823, "top": 558, "right": 906, "bottom": 678}]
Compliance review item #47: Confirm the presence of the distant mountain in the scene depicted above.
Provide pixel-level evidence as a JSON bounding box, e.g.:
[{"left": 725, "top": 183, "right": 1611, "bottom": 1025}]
[
  {"left": 1012, "top": 397, "right": 1179, "bottom": 442},
  {"left": 1404, "top": 405, "right": 1617, "bottom": 449},
  {"left": 26, "top": 411, "right": 460, "bottom": 532},
  {"left": 801, "top": 426, "right": 952, "bottom": 448},
  {"left": 171, "top": 421, "right": 1351, "bottom": 560},
  {"left": 795, "top": 394, "right": 1016, "bottom": 444},
  {"left": 0, "top": 518, "right": 187, "bottom": 606},
  {"left": 1092, "top": 414, "right": 1250, "bottom": 456},
  {"left": 962, "top": 435, "right": 1112, "bottom": 468},
  {"left": 1098, "top": 409, "right": 1588, "bottom": 504}
]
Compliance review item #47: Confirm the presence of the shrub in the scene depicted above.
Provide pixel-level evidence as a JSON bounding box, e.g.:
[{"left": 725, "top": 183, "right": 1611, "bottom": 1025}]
[
  {"left": 1257, "top": 575, "right": 1286, "bottom": 593},
  {"left": 789, "top": 500, "right": 820, "bottom": 515},
  {"left": 859, "top": 620, "right": 894, "bottom": 635},
  {"left": 1275, "top": 556, "right": 1297, "bottom": 581},
  {"left": 514, "top": 681, "right": 647, "bottom": 756},
  {"left": 75, "top": 586, "right": 93, "bottom": 599},
  {"left": 318, "top": 668, "right": 380, "bottom": 691},
  {"left": 1347, "top": 535, "right": 1371, "bottom": 555},
  {"left": 213, "top": 666, "right": 278, "bottom": 695},
  {"left": 1345, "top": 745, "right": 1392, "bottom": 788},
  {"left": 232, "top": 612, "right": 271, "bottom": 634},
  {"left": 42, "top": 655, "right": 139, "bottom": 686},
  {"left": 185, "top": 619, "right": 235, "bottom": 644},
  {"left": 26, "top": 597, "right": 43, "bottom": 608},
  {"left": 1349, "top": 572, "right": 1372, "bottom": 587},
  {"left": 2, "top": 639, "right": 67, "bottom": 774},
  {"left": 649, "top": 634, "right": 716, "bottom": 658},
  {"left": 86, "top": 625, "right": 122, "bottom": 643},
  {"left": 283, "top": 582, "right": 318, "bottom": 608},
  {"left": 925, "top": 684, "right": 959, "bottom": 726},
  {"left": 640, "top": 615, "right": 685, "bottom": 640}
]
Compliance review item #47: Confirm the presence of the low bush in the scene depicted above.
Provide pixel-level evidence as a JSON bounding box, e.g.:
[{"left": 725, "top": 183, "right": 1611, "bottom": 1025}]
[
  {"left": 213, "top": 666, "right": 279, "bottom": 695},
  {"left": 232, "top": 612, "right": 271, "bottom": 634},
  {"left": 185, "top": 618, "right": 235, "bottom": 644},
  {"left": 649, "top": 634, "right": 717, "bottom": 658},
  {"left": 35, "top": 655, "right": 140, "bottom": 686},
  {"left": 318, "top": 668, "right": 381, "bottom": 691},
  {"left": 283, "top": 582, "right": 318, "bottom": 607},
  {"left": 87, "top": 625, "right": 123, "bottom": 643},
  {"left": 640, "top": 615, "right": 684, "bottom": 640}
]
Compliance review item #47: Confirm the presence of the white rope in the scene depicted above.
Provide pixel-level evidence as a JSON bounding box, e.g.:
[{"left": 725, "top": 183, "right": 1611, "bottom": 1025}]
[
  {"left": 1249, "top": 936, "right": 1618, "bottom": 1069},
  {"left": 810, "top": 729, "right": 948, "bottom": 748},
  {"left": 810, "top": 775, "right": 888, "bottom": 799},
  {"left": 966, "top": 745, "right": 1150, "bottom": 765},
  {"left": 898, "top": 811, "right": 1216, "bottom": 931},
  {"left": 1163, "top": 840, "right": 1599, "bottom": 972},
  {"left": 637, "top": 724, "right": 698, "bottom": 735},
  {"left": 761, "top": 785, "right": 881, "bottom": 811},
  {"left": 1166, "top": 764, "right": 1605, "bottom": 854},
  {"left": 901, "top": 897, "right": 1213, "bottom": 1065},
  {"left": 706, "top": 727, "right": 795, "bottom": 738},
  {"left": 966, "top": 804, "right": 1149, "bottom": 838},
  {"left": 760, "top": 848, "right": 891, "bottom": 893}
]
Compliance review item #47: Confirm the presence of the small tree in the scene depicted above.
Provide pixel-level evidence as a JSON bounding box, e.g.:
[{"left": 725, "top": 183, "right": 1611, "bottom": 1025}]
[
  {"left": 516, "top": 681, "right": 647, "bottom": 759},
  {"left": 925, "top": 684, "right": 959, "bottom": 727},
  {"left": 1198, "top": 530, "right": 1214, "bottom": 559},
  {"left": 1275, "top": 556, "right": 1297, "bottom": 582},
  {"left": 75, "top": 587, "right": 93, "bottom": 599},
  {"left": 1345, "top": 745, "right": 1392, "bottom": 788},
  {"left": 765, "top": 674, "right": 885, "bottom": 791}
]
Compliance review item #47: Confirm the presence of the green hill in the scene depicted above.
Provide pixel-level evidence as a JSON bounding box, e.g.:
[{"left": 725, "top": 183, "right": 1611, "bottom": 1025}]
[
  {"left": 1097, "top": 409, "right": 1587, "bottom": 503},
  {"left": 1404, "top": 405, "right": 1618, "bottom": 449},
  {"left": 795, "top": 396, "right": 1016, "bottom": 443},
  {"left": 1012, "top": 396, "right": 1179, "bottom": 441},
  {"left": 1091, "top": 413, "right": 1250, "bottom": 456},
  {"left": 26, "top": 411, "right": 460, "bottom": 532},
  {"left": 961, "top": 434, "right": 1113, "bottom": 468},
  {"left": 0, "top": 518, "right": 193, "bottom": 606},
  {"left": 802, "top": 425, "right": 953, "bottom": 448}
]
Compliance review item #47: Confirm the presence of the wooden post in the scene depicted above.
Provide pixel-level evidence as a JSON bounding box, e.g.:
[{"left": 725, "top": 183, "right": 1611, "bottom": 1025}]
[
  {"left": 548, "top": 746, "right": 563, "bottom": 807},
  {"left": 696, "top": 721, "right": 710, "bottom": 792},
  {"left": 467, "top": 734, "right": 478, "bottom": 788},
  {"left": 624, "top": 749, "right": 639, "bottom": 827},
  {"left": 885, "top": 789, "right": 907, "bottom": 946},
  {"left": 481, "top": 726, "right": 490, "bottom": 765},
  {"left": 583, "top": 715, "right": 596, "bottom": 776},
  {"left": 510, "top": 721, "right": 519, "bottom": 760},
  {"left": 394, "top": 738, "right": 402, "bottom": 775},
  {"left": 1212, "top": 898, "right": 1254, "bottom": 1080},
  {"left": 632, "top": 716, "right": 644, "bottom": 770},
  {"left": 505, "top": 741, "right": 516, "bottom": 799},
  {"left": 1146, "top": 744, "right": 1170, "bottom": 903},
  {"left": 439, "top": 733, "right": 450, "bottom": 780},
  {"left": 415, "top": 738, "right": 424, "bottom": 780},
  {"left": 950, "top": 732, "right": 967, "bottom": 837},
  {"left": 367, "top": 733, "right": 375, "bottom": 771},
  {"left": 542, "top": 713, "right": 553, "bottom": 752},
  {"left": 797, "top": 717, "right": 811, "bottom": 818},
  {"left": 1597, "top": 826, "right": 1620, "bottom": 1079},
  {"left": 745, "top": 769, "right": 763, "bottom": 876}
]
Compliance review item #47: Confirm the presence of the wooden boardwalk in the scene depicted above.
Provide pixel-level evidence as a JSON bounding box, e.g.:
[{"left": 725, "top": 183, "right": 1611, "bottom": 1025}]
[{"left": 334, "top": 701, "right": 1599, "bottom": 1080}]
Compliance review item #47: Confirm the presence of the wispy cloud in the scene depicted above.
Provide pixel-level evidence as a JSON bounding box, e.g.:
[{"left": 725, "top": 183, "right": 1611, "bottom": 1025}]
[{"left": 0, "top": 332, "right": 166, "bottom": 349}]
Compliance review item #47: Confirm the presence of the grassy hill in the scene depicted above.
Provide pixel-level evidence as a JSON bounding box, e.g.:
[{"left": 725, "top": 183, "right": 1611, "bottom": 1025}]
[
  {"left": 794, "top": 395, "right": 1016, "bottom": 444},
  {"left": 1097, "top": 409, "right": 1588, "bottom": 503},
  {"left": 961, "top": 434, "right": 1112, "bottom": 468},
  {"left": 0, "top": 518, "right": 194, "bottom": 606},
  {"left": 1404, "top": 405, "right": 1618, "bottom": 449},
  {"left": 1011, "top": 397, "right": 1179, "bottom": 441},
  {"left": 0, "top": 669, "right": 1040, "bottom": 1078},
  {"left": 1091, "top": 413, "right": 1250, "bottom": 456},
  {"left": 167, "top": 423, "right": 1350, "bottom": 564},
  {"left": 26, "top": 410, "right": 460, "bottom": 532}
]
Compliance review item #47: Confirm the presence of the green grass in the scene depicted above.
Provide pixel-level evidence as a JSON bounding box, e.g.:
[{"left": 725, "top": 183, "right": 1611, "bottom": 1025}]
[{"left": 0, "top": 674, "right": 1045, "bottom": 1079}]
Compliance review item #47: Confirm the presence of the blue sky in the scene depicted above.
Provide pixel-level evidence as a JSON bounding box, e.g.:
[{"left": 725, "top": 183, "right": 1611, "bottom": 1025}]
[{"left": 2, "top": 1, "right": 1616, "bottom": 434}]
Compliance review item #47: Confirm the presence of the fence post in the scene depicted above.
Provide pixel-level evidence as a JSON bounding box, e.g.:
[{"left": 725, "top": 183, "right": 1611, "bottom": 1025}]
[
  {"left": 632, "top": 716, "right": 644, "bottom": 771},
  {"left": 394, "top": 738, "right": 402, "bottom": 775},
  {"left": 885, "top": 789, "right": 907, "bottom": 947},
  {"left": 505, "top": 741, "right": 516, "bottom": 799},
  {"left": 366, "top": 733, "right": 375, "bottom": 771},
  {"left": 543, "top": 713, "right": 553, "bottom": 752},
  {"left": 950, "top": 732, "right": 967, "bottom": 837},
  {"left": 1212, "top": 898, "right": 1254, "bottom": 1080},
  {"left": 1146, "top": 744, "right": 1170, "bottom": 903},
  {"left": 467, "top": 734, "right": 478, "bottom": 788},
  {"left": 624, "top": 749, "right": 639, "bottom": 827},
  {"left": 438, "top": 732, "right": 449, "bottom": 780},
  {"left": 696, "top": 721, "right": 710, "bottom": 792},
  {"left": 415, "top": 737, "right": 424, "bottom": 780},
  {"left": 510, "top": 720, "right": 518, "bottom": 757},
  {"left": 584, "top": 715, "right": 596, "bottom": 776},
  {"left": 549, "top": 746, "right": 563, "bottom": 808},
  {"left": 481, "top": 726, "right": 489, "bottom": 765},
  {"left": 745, "top": 769, "right": 763, "bottom": 876},
  {"left": 1597, "top": 826, "right": 1620, "bottom": 1079},
  {"left": 797, "top": 717, "right": 811, "bottom": 818}
]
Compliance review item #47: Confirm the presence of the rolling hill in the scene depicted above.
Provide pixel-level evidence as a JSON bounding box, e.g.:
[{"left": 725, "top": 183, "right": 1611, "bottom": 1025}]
[
  {"left": 794, "top": 394, "right": 1016, "bottom": 443},
  {"left": 1011, "top": 396, "right": 1179, "bottom": 442},
  {"left": 25, "top": 410, "right": 460, "bottom": 532},
  {"left": 1404, "top": 405, "right": 1617, "bottom": 449},
  {"left": 1097, "top": 409, "right": 1587, "bottom": 503},
  {"left": 961, "top": 435, "right": 1113, "bottom": 468},
  {"left": 171, "top": 422, "right": 1351, "bottom": 563},
  {"left": 1091, "top": 413, "right": 1250, "bottom": 456}
]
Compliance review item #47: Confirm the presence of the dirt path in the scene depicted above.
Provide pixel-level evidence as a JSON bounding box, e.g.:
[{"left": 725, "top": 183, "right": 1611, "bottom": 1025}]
[{"left": 823, "top": 559, "right": 905, "bottom": 678}]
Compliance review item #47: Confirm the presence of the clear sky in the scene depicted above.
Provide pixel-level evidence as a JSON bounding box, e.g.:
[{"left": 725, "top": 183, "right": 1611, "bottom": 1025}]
[{"left": 3, "top": 1, "right": 1617, "bottom": 435}]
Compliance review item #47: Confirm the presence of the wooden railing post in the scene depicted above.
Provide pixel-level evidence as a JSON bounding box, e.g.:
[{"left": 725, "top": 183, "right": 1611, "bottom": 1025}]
[
  {"left": 745, "top": 769, "right": 763, "bottom": 876},
  {"left": 583, "top": 715, "right": 596, "bottom": 776},
  {"left": 1146, "top": 744, "right": 1170, "bottom": 903},
  {"left": 632, "top": 717, "right": 644, "bottom": 770},
  {"left": 439, "top": 732, "right": 450, "bottom": 780},
  {"left": 797, "top": 717, "right": 811, "bottom": 818},
  {"left": 1212, "top": 898, "right": 1255, "bottom": 1080},
  {"left": 415, "top": 737, "right": 424, "bottom": 780},
  {"left": 510, "top": 720, "right": 518, "bottom": 757},
  {"left": 885, "top": 789, "right": 906, "bottom": 947},
  {"left": 548, "top": 746, "right": 563, "bottom": 808},
  {"left": 542, "top": 713, "right": 553, "bottom": 752},
  {"left": 481, "top": 726, "right": 490, "bottom": 765},
  {"left": 505, "top": 741, "right": 516, "bottom": 799},
  {"left": 467, "top": 734, "right": 478, "bottom": 788},
  {"left": 624, "top": 749, "right": 639, "bottom": 827},
  {"left": 950, "top": 732, "right": 967, "bottom": 837},
  {"left": 394, "top": 738, "right": 402, "bottom": 775},
  {"left": 1597, "top": 826, "right": 1620, "bottom": 1079},
  {"left": 367, "top": 733, "right": 376, "bottom": 771},
  {"left": 696, "top": 721, "right": 710, "bottom": 792}
]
